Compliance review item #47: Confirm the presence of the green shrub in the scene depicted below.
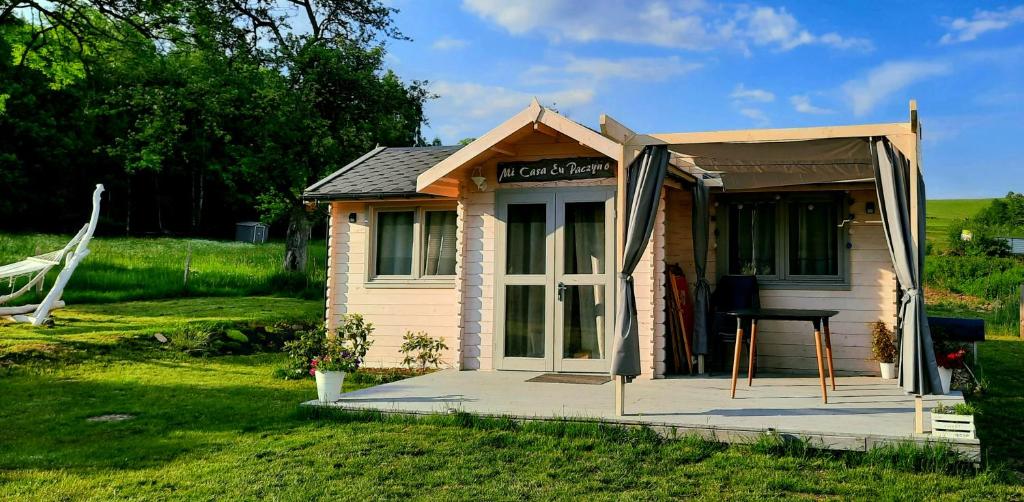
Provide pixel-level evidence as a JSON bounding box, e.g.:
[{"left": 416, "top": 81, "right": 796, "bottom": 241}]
[
  {"left": 170, "top": 324, "right": 217, "bottom": 355},
  {"left": 925, "top": 255, "right": 1024, "bottom": 300},
  {"left": 400, "top": 331, "right": 448, "bottom": 370}
]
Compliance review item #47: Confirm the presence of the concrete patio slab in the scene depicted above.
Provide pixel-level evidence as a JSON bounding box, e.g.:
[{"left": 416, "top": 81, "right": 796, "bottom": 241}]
[{"left": 304, "top": 369, "right": 979, "bottom": 460}]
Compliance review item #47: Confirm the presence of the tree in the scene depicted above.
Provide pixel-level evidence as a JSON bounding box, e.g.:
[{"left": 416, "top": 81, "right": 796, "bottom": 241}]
[{"left": 4, "top": 1, "right": 430, "bottom": 270}]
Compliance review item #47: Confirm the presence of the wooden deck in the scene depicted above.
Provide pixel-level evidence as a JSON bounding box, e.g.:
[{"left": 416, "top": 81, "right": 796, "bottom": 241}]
[{"left": 304, "top": 369, "right": 980, "bottom": 460}]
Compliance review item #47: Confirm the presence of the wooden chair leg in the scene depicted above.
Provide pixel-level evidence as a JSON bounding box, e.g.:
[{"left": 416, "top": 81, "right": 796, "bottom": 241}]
[
  {"left": 747, "top": 319, "right": 758, "bottom": 386},
  {"left": 731, "top": 323, "right": 745, "bottom": 399},
  {"left": 823, "top": 318, "right": 836, "bottom": 391},
  {"left": 812, "top": 319, "right": 828, "bottom": 404}
]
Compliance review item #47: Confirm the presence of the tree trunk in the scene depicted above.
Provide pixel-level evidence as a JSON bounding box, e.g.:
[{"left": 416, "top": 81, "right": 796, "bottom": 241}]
[{"left": 284, "top": 207, "right": 312, "bottom": 272}]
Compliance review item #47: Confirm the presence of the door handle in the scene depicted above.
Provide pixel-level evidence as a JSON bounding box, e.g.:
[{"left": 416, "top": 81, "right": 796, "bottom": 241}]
[{"left": 557, "top": 282, "right": 566, "bottom": 302}]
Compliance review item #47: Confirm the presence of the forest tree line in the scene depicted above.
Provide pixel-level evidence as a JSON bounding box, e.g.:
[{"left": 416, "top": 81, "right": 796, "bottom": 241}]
[{"left": 0, "top": 1, "right": 433, "bottom": 271}]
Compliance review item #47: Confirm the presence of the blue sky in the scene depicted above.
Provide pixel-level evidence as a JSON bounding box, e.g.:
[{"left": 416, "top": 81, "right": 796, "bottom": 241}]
[{"left": 379, "top": 1, "right": 1023, "bottom": 198}]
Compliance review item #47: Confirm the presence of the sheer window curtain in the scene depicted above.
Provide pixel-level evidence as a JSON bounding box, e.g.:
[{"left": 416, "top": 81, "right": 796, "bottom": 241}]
[
  {"left": 567, "top": 203, "right": 605, "bottom": 359},
  {"left": 424, "top": 211, "right": 457, "bottom": 275},
  {"left": 505, "top": 204, "right": 547, "bottom": 358},
  {"left": 376, "top": 211, "right": 414, "bottom": 275}
]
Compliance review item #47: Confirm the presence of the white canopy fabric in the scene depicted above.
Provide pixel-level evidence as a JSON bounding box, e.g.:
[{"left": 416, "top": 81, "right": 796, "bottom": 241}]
[{"left": 669, "top": 138, "right": 874, "bottom": 189}]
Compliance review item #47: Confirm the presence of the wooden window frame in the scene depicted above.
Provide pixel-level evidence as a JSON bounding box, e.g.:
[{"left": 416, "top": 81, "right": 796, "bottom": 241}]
[
  {"left": 366, "top": 203, "right": 457, "bottom": 289},
  {"left": 717, "top": 192, "right": 851, "bottom": 290}
]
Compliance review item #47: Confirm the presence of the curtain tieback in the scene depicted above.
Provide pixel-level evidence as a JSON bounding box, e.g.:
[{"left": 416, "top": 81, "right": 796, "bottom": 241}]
[{"left": 620, "top": 273, "right": 633, "bottom": 283}]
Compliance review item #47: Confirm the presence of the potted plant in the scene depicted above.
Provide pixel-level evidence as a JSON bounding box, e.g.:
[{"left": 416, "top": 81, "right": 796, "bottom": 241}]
[
  {"left": 931, "top": 401, "right": 977, "bottom": 439},
  {"left": 304, "top": 314, "right": 374, "bottom": 403},
  {"left": 312, "top": 337, "right": 360, "bottom": 403},
  {"left": 936, "top": 346, "right": 967, "bottom": 394},
  {"left": 870, "top": 321, "right": 897, "bottom": 379}
]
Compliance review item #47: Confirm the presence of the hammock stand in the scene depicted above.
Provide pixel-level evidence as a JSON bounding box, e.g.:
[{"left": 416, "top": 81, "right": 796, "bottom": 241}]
[{"left": 0, "top": 184, "right": 104, "bottom": 325}]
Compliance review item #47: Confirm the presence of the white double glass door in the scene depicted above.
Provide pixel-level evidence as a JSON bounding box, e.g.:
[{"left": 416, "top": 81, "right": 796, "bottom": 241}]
[{"left": 495, "top": 187, "right": 614, "bottom": 373}]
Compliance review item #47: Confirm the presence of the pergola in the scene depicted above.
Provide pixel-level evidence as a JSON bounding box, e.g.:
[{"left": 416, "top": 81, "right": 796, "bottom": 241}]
[{"left": 601, "top": 101, "right": 935, "bottom": 433}]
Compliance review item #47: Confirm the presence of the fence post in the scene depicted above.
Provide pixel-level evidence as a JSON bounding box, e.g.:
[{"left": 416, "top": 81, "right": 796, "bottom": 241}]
[{"left": 183, "top": 243, "right": 192, "bottom": 290}]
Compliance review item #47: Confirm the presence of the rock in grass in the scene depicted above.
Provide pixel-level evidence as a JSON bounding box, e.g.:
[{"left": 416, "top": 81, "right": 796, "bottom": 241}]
[
  {"left": 154, "top": 333, "right": 168, "bottom": 343},
  {"left": 225, "top": 329, "right": 249, "bottom": 343},
  {"left": 87, "top": 414, "right": 135, "bottom": 422}
]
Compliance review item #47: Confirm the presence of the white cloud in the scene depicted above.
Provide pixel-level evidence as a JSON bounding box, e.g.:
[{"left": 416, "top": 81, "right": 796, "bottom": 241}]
[
  {"left": 842, "top": 61, "right": 951, "bottom": 116},
  {"left": 739, "top": 107, "right": 769, "bottom": 126},
  {"left": 524, "top": 55, "right": 702, "bottom": 83},
  {"left": 432, "top": 36, "right": 469, "bottom": 51},
  {"left": 790, "top": 94, "right": 833, "bottom": 114},
  {"left": 426, "top": 81, "right": 595, "bottom": 140},
  {"left": 940, "top": 5, "right": 1024, "bottom": 44},
  {"left": 737, "top": 6, "right": 873, "bottom": 52},
  {"left": 462, "top": 0, "right": 870, "bottom": 52},
  {"left": 730, "top": 84, "right": 774, "bottom": 103}
]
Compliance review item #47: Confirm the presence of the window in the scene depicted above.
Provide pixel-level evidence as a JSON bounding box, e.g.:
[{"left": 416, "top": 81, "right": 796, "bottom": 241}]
[
  {"left": 370, "top": 206, "right": 457, "bottom": 284},
  {"left": 721, "top": 193, "right": 848, "bottom": 288}
]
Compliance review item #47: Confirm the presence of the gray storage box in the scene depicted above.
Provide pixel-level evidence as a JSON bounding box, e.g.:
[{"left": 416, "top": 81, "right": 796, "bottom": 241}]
[{"left": 235, "top": 222, "right": 268, "bottom": 244}]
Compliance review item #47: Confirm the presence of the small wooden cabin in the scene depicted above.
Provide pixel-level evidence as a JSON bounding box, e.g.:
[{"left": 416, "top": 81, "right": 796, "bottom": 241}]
[{"left": 305, "top": 99, "right": 924, "bottom": 378}]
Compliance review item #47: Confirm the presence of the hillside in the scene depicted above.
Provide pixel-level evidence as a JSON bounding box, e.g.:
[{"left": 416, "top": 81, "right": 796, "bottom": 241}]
[{"left": 926, "top": 198, "right": 993, "bottom": 250}]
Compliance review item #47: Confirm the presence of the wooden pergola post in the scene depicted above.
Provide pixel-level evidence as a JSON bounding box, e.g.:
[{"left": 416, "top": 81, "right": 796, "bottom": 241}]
[
  {"left": 602, "top": 114, "right": 639, "bottom": 417},
  {"left": 907, "top": 99, "right": 926, "bottom": 434}
]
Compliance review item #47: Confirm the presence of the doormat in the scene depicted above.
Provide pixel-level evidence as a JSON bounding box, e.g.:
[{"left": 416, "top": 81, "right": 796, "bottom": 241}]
[{"left": 526, "top": 373, "right": 611, "bottom": 385}]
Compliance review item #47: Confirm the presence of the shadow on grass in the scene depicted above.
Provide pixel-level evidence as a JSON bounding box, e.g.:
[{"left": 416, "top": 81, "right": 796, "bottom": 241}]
[{"left": 0, "top": 368, "right": 314, "bottom": 472}]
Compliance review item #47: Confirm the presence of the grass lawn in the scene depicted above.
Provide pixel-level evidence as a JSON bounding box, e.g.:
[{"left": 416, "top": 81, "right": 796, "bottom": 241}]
[
  {"left": 0, "top": 234, "right": 326, "bottom": 304},
  {"left": 926, "top": 198, "right": 992, "bottom": 251},
  {"left": 2, "top": 298, "right": 1023, "bottom": 500}
]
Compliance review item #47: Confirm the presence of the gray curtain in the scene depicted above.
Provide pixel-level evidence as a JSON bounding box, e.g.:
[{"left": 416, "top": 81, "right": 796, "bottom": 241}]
[
  {"left": 870, "top": 138, "right": 942, "bottom": 395},
  {"left": 611, "top": 145, "right": 669, "bottom": 378}
]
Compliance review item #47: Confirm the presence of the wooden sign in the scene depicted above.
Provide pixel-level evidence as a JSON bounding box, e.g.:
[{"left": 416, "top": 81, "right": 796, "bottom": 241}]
[{"left": 497, "top": 157, "right": 614, "bottom": 184}]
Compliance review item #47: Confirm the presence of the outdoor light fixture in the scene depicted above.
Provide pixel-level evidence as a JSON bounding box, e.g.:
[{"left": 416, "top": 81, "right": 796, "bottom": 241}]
[
  {"left": 471, "top": 166, "right": 487, "bottom": 192},
  {"left": 348, "top": 212, "right": 357, "bottom": 223},
  {"left": 865, "top": 201, "right": 876, "bottom": 214}
]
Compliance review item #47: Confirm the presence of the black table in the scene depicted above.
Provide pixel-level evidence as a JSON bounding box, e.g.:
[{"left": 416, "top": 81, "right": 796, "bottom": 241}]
[{"left": 724, "top": 308, "right": 840, "bottom": 404}]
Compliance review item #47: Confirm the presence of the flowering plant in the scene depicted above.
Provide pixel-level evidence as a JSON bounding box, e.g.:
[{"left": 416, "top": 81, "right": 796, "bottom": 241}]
[
  {"left": 311, "top": 337, "right": 363, "bottom": 374},
  {"left": 937, "top": 347, "right": 967, "bottom": 369}
]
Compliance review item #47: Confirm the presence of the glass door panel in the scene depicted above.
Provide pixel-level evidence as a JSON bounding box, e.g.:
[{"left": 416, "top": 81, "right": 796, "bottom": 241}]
[
  {"left": 562, "top": 285, "right": 606, "bottom": 360},
  {"left": 496, "top": 197, "right": 553, "bottom": 371},
  {"left": 555, "top": 190, "right": 614, "bottom": 373},
  {"left": 563, "top": 202, "right": 605, "bottom": 274},
  {"left": 506, "top": 203, "right": 546, "bottom": 275},
  {"left": 505, "top": 285, "right": 546, "bottom": 358}
]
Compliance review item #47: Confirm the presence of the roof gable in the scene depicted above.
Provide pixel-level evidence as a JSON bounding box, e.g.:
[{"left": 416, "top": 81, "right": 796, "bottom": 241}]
[{"left": 416, "top": 99, "right": 623, "bottom": 196}]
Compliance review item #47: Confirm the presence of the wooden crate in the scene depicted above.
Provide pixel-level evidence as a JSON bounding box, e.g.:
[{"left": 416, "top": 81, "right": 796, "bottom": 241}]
[{"left": 932, "top": 413, "right": 976, "bottom": 439}]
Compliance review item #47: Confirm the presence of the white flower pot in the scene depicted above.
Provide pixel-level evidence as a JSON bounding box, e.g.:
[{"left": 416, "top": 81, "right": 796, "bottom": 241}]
[
  {"left": 879, "top": 362, "right": 896, "bottom": 380},
  {"left": 937, "top": 367, "right": 953, "bottom": 394},
  {"left": 315, "top": 370, "right": 346, "bottom": 402}
]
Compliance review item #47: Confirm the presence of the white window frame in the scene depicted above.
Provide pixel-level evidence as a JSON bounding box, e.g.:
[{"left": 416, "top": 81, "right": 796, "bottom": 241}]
[{"left": 366, "top": 203, "right": 457, "bottom": 288}]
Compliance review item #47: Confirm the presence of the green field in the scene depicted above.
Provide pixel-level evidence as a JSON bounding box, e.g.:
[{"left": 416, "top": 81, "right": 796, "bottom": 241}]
[
  {"left": 1, "top": 297, "right": 1022, "bottom": 499},
  {"left": 0, "top": 235, "right": 326, "bottom": 304},
  {"left": 926, "top": 199, "right": 993, "bottom": 250}
]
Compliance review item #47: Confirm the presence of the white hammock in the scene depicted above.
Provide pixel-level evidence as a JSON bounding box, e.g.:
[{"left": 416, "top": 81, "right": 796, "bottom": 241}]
[{"left": 0, "top": 184, "right": 104, "bottom": 325}]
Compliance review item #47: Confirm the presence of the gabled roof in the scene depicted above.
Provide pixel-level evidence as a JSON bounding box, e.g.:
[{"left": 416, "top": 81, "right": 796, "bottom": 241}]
[
  {"left": 416, "top": 99, "right": 623, "bottom": 196},
  {"left": 304, "top": 145, "right": 463, "bottom": 200}
]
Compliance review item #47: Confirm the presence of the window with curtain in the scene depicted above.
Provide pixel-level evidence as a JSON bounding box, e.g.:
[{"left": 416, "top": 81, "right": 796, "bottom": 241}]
[
  {"left": 726, "top": 202, "right": 776, "bottom": 276},
  {"left": 789, "top": 202, "right": 839, "bottom": 276},
  {"left": 371, "top": 206, "right": 458, "bottom": 282},
  {"left": 423, "top": 210, "right": 457, "bottom": 276},
  {"left": 723, "top": 194, "right": 847, "bottom": 286},
  {"left": 375, "top": 211, "right": 414, "bottom": 276}
]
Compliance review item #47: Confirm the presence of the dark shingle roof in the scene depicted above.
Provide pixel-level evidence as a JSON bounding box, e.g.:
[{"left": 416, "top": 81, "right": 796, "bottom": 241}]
[{"left": 304, "top": 145, "right": 463, "bottom": 200}]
